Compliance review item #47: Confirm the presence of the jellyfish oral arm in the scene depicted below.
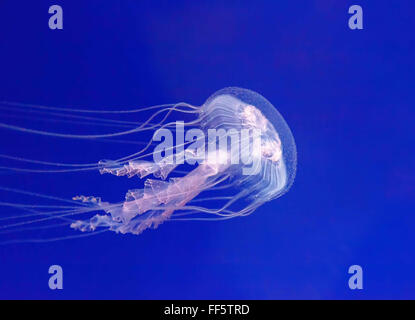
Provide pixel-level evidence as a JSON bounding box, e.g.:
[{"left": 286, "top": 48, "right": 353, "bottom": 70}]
[
  {"left": 98, "top": 158, "right": 178, "bottom": 180},
  {"left": 71, "top": 157, "right": 230, "bottom": 235},
  {"left": 97, "top": 147, "right": 205, "bottom": 181}
]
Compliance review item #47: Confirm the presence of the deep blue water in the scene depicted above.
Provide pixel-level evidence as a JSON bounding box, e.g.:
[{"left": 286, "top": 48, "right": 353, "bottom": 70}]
[{"left": 0, "top": 0, "right": 414, "bottom": 299}]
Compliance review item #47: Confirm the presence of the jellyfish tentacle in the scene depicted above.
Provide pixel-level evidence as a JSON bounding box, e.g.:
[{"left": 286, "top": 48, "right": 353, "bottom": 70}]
[
  {"left": 0, "top": 188, "right": 111, "bottom": 235},
  {"left": 0, "top": 229, "right": 109, "bottom": 245},
  {"left": 0, "top": 202, "right": 77, "bottom": 222},
  {"left": 0, "top": 118, "right": 204, "bottom": 175},
  {"left": 0, "top": 103, "right": 200, "bottom": 139},
  {"left": 0, "top": 206, "right": 97, "bottom": 231},
  {"left": 0, "top": 101, "right": 198, "bottom": 114},
  {"left": 0, "top": 104, "right": 145, "bottom": 127},
  {"left": 0, "top": 221, "right": 70, "bottom": 235},
  {"left": 0, "top": 104, "right": 203, "bottom": 175},
  {"left": 0, "top": 185, "right": 90, "bottom": 206},
  {"left": 0, "top": 109, "right": 138, "bottom": 129}
]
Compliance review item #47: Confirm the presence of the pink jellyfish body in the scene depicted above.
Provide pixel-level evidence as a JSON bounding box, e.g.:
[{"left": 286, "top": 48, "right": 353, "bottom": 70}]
[{"left": 0, "top": 87, "right": 296, "bottom": 241}]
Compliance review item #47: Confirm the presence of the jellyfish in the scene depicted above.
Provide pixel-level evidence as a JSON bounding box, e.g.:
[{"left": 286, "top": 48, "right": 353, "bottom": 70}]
[{"left": 0, "top": 87, "right": 296, "bottom": 242}]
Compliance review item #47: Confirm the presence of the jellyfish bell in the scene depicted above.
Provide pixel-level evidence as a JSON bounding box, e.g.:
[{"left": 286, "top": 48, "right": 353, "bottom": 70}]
[
  {"left": 0, "top": 87, "right": 296, "bottom": 242},
  {"left": 201, "top": 87, "right": 296, "bottom": 198}
]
